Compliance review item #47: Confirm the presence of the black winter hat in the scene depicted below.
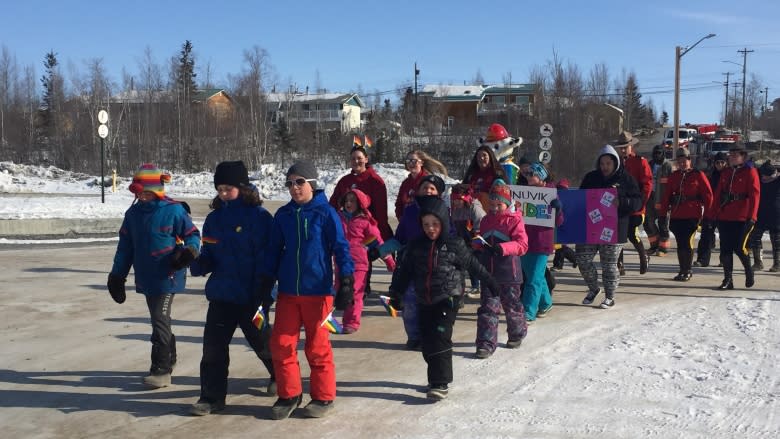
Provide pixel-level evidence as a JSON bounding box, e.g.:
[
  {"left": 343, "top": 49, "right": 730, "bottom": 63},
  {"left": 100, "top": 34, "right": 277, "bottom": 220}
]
[
  {"left": 286, "top": 160, "right": 319, "bottom": 189},
  {"left": 418, "top": 174, "right": 445, "bottom": 195},
  {"left": 713, "top": 152, "right": 728, "bottom": 162},
  {"left": 214, "top": 161, "right": 250, "bottom": 189},
  {"left": 759, "top": 160, "right": 776, "bottom": 176},
  {"left": 417, "top": 196, "right": 450, "bottom": 238}
]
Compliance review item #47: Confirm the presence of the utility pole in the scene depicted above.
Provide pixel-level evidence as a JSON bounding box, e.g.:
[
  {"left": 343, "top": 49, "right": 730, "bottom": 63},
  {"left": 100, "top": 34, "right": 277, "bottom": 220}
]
[
  {"left": 414, "top": 62, "right": 420, "bottom": 119},
  {"left": 737, "top": 48, "right": 753, "bottom": 136},
  {"left": 762, "top": 87, "right": 769, "bottom": 114},
  {"left": 723, "top": 72, "right": 731, "bottom": 126},
  {"left": 731, "top": 82, "right": 739, "bottom": 128}
]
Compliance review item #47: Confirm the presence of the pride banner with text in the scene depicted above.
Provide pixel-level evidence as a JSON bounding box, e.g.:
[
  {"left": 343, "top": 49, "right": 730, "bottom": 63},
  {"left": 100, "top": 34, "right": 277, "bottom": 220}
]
[
  {"left": 508, "top": 185, "right": 558, "bottom": 228},
  {"left": 555, "top": 188, "right": 618, "bottom": 244}
]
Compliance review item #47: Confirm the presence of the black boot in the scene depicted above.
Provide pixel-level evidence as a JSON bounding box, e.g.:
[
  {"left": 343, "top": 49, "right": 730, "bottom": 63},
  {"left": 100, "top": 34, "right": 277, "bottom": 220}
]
[
  {"left": 552, "top": 249, "right": 564, "bottom": 271},
  {"left": 636, "top": 241, "right": 649, "bottom": 274},
  {"left": 771, "top": 248, "right": 780, "bottom": 273},
  {"left": 751, "top": 248, "right": 764, "bottom": 271},
  {"left": 738, "top": 251, "right": 754, "bottom": 288},
  {"left": 717, "top": 278, "right": 734, "bottom": 290}
]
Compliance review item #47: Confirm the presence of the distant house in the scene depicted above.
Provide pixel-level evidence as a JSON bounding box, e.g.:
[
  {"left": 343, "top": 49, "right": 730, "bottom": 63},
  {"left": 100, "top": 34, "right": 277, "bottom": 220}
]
[
  {"left": 418, "top": 84, "right": 536, "bottom": 130},
  {"left": 192, "top": 88, "right": 236, "bottom": 121},
  {"left": 265, "top": 92, "right": 365, "bottom": 133}
]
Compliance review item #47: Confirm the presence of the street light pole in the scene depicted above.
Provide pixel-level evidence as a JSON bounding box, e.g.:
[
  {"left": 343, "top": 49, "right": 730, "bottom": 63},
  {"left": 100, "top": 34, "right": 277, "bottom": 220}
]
[{"left": 673, "top": 33, "right": 715, "bottom": 159}]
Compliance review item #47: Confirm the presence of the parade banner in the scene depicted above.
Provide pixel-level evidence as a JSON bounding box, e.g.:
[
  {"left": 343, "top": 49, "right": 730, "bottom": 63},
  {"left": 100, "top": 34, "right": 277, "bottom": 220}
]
[
  {"left": 555, "top": 188, "right": 618, "bottom": 244},
  {"left": 508, "top": 185, "right": 558, "bottom": 227}
]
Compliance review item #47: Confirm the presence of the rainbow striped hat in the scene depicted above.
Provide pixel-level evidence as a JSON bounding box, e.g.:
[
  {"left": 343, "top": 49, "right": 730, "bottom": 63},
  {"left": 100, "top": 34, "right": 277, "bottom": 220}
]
[{"left": 129, "top": 163, "right": 171, "bottom": 199}]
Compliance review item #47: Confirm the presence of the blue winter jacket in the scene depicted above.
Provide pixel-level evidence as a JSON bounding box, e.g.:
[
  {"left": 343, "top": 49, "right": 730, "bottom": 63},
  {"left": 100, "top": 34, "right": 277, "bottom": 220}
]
[
  {"left": 111, "top": 197, "right": 201, "bottom": 295},
  {"left": 190, "top": 198, "right": 273, "bottom": 305},
  {"left": 263, "top": 190, "right": 354, "bottom": 296}
]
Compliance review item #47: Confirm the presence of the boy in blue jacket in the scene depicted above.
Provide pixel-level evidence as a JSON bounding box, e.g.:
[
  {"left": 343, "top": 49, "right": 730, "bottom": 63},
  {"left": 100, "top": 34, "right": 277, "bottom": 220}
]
[
  {"left": 188, "top": 161, "right": 276, "bottom": 416},
  {"left": 259, "top": 161, "right": 354, "bottom": 420},
  {"left": 108, "top": 163, "right": 201, "bottom": 388}
]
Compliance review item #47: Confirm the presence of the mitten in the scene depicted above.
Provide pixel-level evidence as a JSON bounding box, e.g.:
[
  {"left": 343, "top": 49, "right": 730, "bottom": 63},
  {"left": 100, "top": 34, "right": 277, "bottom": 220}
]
[
  {"left": 383, "top": 256, "right": 396, "bottom": 273},
  {"left": 254, "top": 276, "right": 276, "bottom": 309},
  {"left": 170, "top": 246, "right": 197, "bottom": 271},
  {"left": 485, "top": 277, "right": 501, "bottom": 297},
  {"left": 335, "top": 275, "right": 354, "bottom": 310},
  {"left": 488, "top": 243, "right": 504, "bottom": 257},
  {"left": 107, "top": 273, "right": 126, "bottom": 304},
  {"left": 549, "top": 198, "right": 562, "bottom": 210}
]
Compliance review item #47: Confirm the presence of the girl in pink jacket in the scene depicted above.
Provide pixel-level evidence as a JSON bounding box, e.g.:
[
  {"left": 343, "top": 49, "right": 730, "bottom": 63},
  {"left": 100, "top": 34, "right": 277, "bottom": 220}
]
[{"left": 336, "top": 189, "right": 396, "bottom": 333}]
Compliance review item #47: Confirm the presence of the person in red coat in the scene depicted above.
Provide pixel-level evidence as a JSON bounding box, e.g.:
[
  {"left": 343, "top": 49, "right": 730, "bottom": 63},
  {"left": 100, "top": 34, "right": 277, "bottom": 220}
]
[
  {"left": 706, "top": 142, "right": 760, "bottom": 290},
  {"left": 658, "top": 148, "right": 713, "bottom": 281},
  {"left": 395, "top": 149, "right": 448, "bottom": 220},
  {"left": 330, "top": 145, "right": 393, "bottom": 240},
  {"left": 614, "top": 132, "right": 653, "bottom": 275}
]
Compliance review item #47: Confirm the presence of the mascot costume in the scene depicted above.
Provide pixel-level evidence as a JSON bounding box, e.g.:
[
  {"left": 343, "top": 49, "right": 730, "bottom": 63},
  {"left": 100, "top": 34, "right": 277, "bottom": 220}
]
[{"left": 478, "top": 123, "right": 523, "bottom": 184}]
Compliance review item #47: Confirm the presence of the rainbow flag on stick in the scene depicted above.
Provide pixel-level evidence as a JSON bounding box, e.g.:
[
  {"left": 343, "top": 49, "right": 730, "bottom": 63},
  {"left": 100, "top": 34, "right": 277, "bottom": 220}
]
[
  {"left": 353, "top": 135, "right": 363, "bottom": 147},
  {"left": 364, "top": 135, "right": 373, "bottom": 148},
  {"left": 379, "top": 295, "right": 399, "bottom": 317},
  {"left": 321, "top": 309, "right": 343, "bottom": 334},
  {"left": 252, "top": 305, "right": 266, "bottom": 330}
]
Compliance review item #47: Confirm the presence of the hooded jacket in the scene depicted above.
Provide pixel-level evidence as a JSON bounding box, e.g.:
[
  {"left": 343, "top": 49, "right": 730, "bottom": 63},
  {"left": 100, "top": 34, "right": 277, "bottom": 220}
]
[
  {"left": 579, "top": 145, "right": 643, "bottom": 243},
  {"left": 264, "top": 190, "right": 354, "bottom": 296},
  {"left": 189, "top": 197, "right": 273, "bottom": 305},
  {"left": 111, "top": 197, "right": 201, "bottom": 295},
  {"left": 329, "top": 165, "right": 393, "bottom": 240},
  {"left": 390, "top": 198, "right": 494, "bottom": 305},
  {"left": 338, "top": 189, "right": 386, "bottom": 272}
]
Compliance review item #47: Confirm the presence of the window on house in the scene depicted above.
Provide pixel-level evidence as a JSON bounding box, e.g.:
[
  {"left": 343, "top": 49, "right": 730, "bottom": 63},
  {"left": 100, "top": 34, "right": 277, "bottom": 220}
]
[
  {"left": 447, "top": 116, "right": 455, "bottom": 130},
  {"left": 493, "top": 96, "right": 505, "bottom": 104},
  {"left": 515, "top": 96, "right": 530, "bottom": 105},
  {"left": 302, "top": 104, "right": 310, "bottom": 111}
]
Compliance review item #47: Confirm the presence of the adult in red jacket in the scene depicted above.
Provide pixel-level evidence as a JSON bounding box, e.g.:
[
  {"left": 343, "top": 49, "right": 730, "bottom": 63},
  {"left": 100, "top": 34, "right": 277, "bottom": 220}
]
[
  {"left": 614, "top": 131, "right": 653, "bottom": 275},
  {"left": 395, "top": 149, "right": 448, "bottom": 220},
  {"left": 330, "top": 146, "right": 393, "bottom": 240},
  {"left": 706, "top": 143, "right": 760, "bottom": 290},
  {"left": 658, "top": 148, "right": 713, "bottom": 281}
]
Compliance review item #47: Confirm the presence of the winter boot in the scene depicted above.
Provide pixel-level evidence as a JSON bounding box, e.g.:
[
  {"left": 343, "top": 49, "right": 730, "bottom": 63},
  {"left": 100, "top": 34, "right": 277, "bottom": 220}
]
[
  {"left": 270, "top": 394, "right": 303, "bottom": 420},
  {"left": 751, "top": 248, "right": 764, "bottom": 271},
  {"left": 143, "top": 371, "right": 171, "bottom": 388},
  {"left": 738, "top": 251, "right": 755, "bottom": 288},
  {"left": 552, "top": 249, "right": 564, "bottom": 271},
  {"left": 637, "top": 241, "right": 649, "bottom": 274},
  {"left": 771, "top": 249, "right": 780, "bottom": 272},
  {"left": 582, "top": 288, "right": 601, "bottom": 305},
  {"left": 475, "top": 348, "right": 492, "bottom": 359},
  {"left": 189, "top": 399, "right": 226, "bottom": 416},
  {"left": 301, "top": 399, "right": 335, "bottom": 418},
  {"left": 426, "top": 384, "right": 449, "bottom": 401}
]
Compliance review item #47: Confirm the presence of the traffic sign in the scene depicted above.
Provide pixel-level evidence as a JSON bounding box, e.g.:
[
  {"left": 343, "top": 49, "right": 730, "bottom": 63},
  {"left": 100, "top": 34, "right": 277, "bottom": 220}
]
[
  {"left": 98, "top": 124, "right": 108, "bottom": 139},
  {"left": 98, "top": 110, "right": 109, "bottom": 124},
  {"left": 539, "top": 137, "right": 552, "bottom": 150},
  {"left": 540, "top": 123, "right": 553, "bottom": 137},
  {"left": 539, "top": 150, "right": 552, "bottom": 164}
]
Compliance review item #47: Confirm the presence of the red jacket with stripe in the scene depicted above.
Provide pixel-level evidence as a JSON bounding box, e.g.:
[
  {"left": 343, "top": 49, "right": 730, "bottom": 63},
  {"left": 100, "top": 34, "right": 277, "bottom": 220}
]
[
  {"left": 623, "top": 154, "right": 653, "bottom": 216},
  {"left": 659, "top": 169, "right": 713, "bottom": 220},
  {"left": 706, "top": 165, "right": 760, "bottom": 222}
]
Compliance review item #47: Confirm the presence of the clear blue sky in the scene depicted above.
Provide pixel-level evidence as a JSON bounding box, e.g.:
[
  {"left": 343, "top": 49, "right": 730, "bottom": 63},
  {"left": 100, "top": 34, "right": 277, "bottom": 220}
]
[{"left": 1, "top": 0, "right": 778, "bottom": 125}]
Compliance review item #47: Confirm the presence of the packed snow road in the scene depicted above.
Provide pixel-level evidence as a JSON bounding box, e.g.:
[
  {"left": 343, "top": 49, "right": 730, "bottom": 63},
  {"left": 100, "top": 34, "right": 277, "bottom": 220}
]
[{"left": 0, "top": 244, "right": 777, "bottom": 438}]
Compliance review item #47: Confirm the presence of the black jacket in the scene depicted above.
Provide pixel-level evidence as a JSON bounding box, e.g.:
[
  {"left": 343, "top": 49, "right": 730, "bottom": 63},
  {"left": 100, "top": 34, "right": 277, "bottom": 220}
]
[
  {"left": 580, "top": 145, "right": 643, "bottom": 243},
  {"left": 389, "top": 197, "right": 493, "bottom": 305},
  {"left": 757, "top": 177, "right": 780, "bottom": 229}
]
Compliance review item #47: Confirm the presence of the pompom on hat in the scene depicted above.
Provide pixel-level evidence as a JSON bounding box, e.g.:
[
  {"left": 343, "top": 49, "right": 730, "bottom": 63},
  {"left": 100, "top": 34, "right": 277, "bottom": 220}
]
[
  {"left": 489, "top": 179, "right": 512, "bottom": 207},
  {"left": 129, "top": 163, "right": 170, "bottom": 199}
]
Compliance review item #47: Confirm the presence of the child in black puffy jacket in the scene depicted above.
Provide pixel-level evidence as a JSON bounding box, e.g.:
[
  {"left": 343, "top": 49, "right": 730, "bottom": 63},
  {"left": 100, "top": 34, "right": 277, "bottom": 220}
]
[{"left": 389, "top": 196, "right": 499, "bottom": 401}]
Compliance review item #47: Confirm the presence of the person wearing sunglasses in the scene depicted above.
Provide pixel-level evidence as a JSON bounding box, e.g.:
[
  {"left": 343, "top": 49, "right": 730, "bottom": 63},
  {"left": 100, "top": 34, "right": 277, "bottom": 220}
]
[
  {"left": 259, "top": 160, "right": 355, "bottom": 419},
  {"left": 695, "top": 152, "right": 728, "bottom": 267},
  {"left": 705, "top": 143, "right": 760, "bottom": 290},
  {"left": 395, "top": 149, "right": 448, "bottom": 220}
]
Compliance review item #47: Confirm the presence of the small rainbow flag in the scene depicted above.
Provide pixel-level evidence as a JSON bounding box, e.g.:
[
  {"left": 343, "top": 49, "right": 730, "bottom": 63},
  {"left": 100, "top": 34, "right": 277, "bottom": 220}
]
[
  {"left": 466, "top": 220, "right": 473, "bottom": 233},
  {"left": 321, "top": 310, "right": 343, "bottom": 334},
  {"left": 364, "top": 135, "right": 373, "bottom": 148},
  {"left": 252, "top": 305, "right": 266, "bottom": 330},
  {"left": 379, "top": 295, "right": 399, "bottom": 317},
  {"left": 353, "top": 134, "right": 363, "bottom": 147},
  {"left": 362, "top": 235, "right": 379, "bottom": 250}
]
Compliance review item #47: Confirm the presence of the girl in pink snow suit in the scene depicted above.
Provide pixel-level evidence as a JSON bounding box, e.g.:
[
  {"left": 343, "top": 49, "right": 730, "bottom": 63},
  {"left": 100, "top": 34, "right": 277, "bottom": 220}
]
[{"left": 336, "top": 189, "right": 396, "bottom": 333}]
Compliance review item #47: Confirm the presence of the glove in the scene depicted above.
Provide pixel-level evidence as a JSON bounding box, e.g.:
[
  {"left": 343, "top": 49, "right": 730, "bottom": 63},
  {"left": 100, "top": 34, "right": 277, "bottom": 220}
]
[
  {"left": 254, "top": 276, "right": 276, "bottom": 309},
  {"left": 549, "top": 198, "right": 562, "bottom": 210},
  {"left": 484, "top": 277, "right": 501, "bottom": 298},
  {"left": 388, "top": 290, "right": 403, "bottom": 311},
  {"left": 335, "top": 275, "right": 354, "bottom": 310},
  {"left": 170, "top": 247, "right": 197, "bottom": 271},
  {"left": 107, "top": 273, "right": 126, "bottom": 304},
  {"left": 488, "top": 243, "right": 504, "bottom": 257},
  {"left": 384, "top": 256, "right": 396, "bottom": 273},
  {"left": 367, "top": 247, "right": 380, "bottom": 262}
]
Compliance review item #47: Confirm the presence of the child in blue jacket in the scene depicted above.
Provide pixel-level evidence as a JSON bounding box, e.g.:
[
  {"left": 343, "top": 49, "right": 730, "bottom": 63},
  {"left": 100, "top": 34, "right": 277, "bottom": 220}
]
[
  {"left": 108, "top": 163, "right": 201, "bottom": 389},
  {"left": 188, "top": 161, "right": 276, "bottom": 416}
]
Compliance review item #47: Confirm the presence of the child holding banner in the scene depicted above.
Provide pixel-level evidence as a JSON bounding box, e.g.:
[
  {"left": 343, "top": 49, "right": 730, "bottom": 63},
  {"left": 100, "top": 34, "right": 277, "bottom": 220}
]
[
  {"left": 576, "top": 145, "right": 643, "bottom": 309},
  {"left": 450, "top": 184, "right": 487, "bottom": 298},
  {"left": 520, "top": 163, "right": 564, "bottom": 321},
  {"left": 473, "top": 179, "right": 529, "bottom": 358}
]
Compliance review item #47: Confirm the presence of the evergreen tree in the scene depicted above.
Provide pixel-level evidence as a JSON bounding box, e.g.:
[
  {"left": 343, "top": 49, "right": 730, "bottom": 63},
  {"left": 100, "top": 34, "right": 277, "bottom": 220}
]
[
  {"left": 176, "top": 40, "right": 197, "bottom": 98},
  {"left": 622, "top": 72, "right": 644, "bottom": 131},
  {"left": 661, "top": 110, "right": 669, "bottom": 126}
]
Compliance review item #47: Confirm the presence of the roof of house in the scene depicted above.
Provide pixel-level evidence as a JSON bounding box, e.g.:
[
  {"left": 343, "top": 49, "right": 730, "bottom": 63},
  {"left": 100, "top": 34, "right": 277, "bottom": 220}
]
[
  {"left": 265, "top": 92, "right": 364, "bottom": 108},
  {"left": 419, "top": 84, "right": 535, "bottom": 102}
]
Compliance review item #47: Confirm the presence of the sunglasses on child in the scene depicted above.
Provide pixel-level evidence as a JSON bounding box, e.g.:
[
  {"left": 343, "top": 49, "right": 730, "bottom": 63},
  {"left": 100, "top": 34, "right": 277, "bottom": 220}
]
[
  {"left": 284, "top": 178, "right": 316, "bottom": 188},
  {"left": 406, "top": 158, "right": 420, "bottom": 165}
]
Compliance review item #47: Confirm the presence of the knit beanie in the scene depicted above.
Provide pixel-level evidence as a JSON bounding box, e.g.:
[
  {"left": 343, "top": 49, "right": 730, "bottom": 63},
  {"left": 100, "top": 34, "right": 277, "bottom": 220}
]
[
  {"left": 489, "top": 179, "right": 512, "bottom": 207},
  {"left": 286, "top": 160, "right": 319, "bottom": 189},
  {"left": 214, "top": 161, "right": 250, "bottom": 189},
  {"left": 713, "top": 152, "right": 727, "bottom": 162},
  {"left": 528, "top": 162, "right": 549, "bottom": 181},
  {"left": 759, "top": 160, "right": 776, "bottom": 177},
  {"left": 418, "top": 174, "right": 445, "bottom": 195},
  {"left": 129, "top": 163, "right": 170, "bottom": 199}
]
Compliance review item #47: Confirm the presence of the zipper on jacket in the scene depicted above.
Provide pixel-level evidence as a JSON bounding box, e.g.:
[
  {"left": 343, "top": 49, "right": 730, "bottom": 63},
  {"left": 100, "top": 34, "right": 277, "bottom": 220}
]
[
  {"left": 305, "top": 217, "right": 309, "bottom": 240},
  {"left": 425, "top": 241, "right": 434, "bottom": 303},
  {"left": 296, "top": 207, "right": 302, "bottom": 295}
]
